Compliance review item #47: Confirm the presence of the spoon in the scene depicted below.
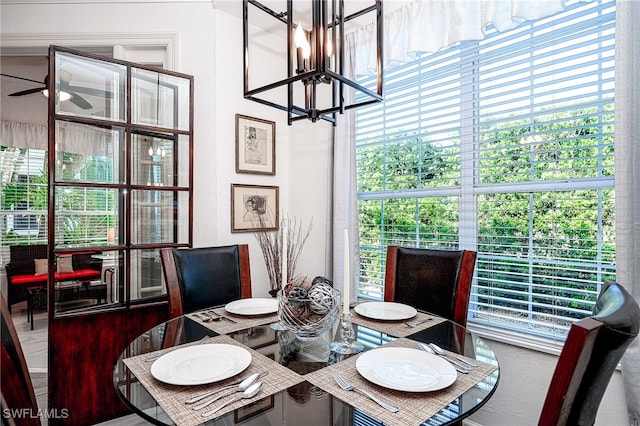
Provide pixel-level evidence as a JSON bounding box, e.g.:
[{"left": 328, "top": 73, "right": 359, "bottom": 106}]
[
  {"left": 185, "top": 371, "right": 267, "bottom": 404},
  {"left": 191, "top": 373, "right": 263, "bottom": 409},
  {"left": 428, "top": 343, "right": 479, "bottom": 367},
  {"left": 201, "top": 381, "right": 263, "bottom": 418}
]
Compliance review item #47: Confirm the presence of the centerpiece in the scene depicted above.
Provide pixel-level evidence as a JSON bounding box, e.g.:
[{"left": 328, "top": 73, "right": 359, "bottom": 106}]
[
  {"left": 253, "top": 215, "right": 312, "bottom": 297},
  {"left": 277, "top": 275, "right": 341, "bottom": 340}
]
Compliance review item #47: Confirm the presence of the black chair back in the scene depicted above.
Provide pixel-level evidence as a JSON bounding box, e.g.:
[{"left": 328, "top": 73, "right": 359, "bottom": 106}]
[
  {"left": 539, "top": 281, "right": 640, "bottom": 426},
  {"left": 384, "top": 246, "right": 477, "bottom": 327},
  {"left": 161, "top": 245, "right": 252, "bottom": 318}
]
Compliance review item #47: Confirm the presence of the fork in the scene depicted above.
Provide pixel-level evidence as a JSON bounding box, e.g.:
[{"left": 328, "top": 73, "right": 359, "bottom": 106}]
[
  {"left": 333, "top": 372, "right": 399, "bottom": 413},
  {"left": 405, "top": 318, "right": 433, "bottom": 328},
  {"left": 193, "top": 312, "right": 221, "bottom": 323},
  {"left": 206, "top": 310, "right": 237, "bottom": 324}
]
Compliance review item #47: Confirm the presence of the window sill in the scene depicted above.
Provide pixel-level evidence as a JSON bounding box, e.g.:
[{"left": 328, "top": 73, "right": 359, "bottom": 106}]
[{"left": 467, "top": 322, "right": 565, "bottom": 357}]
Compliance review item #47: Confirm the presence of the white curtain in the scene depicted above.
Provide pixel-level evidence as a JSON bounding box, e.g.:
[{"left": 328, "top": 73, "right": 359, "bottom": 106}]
[
  {"left": 1, "top": 121, "right": 47, "bottom": 150},
  {"left": 349, "top": 0, "right": 565, "bottom": 76},
  {"left": 331, "top": 0, "right": 565, "bottom": 299},
  {"left": 1, "top": 119, "right": 116, "bottom": 157},
  {"left": 330, "top": 35, "right": 360, "bottom": 298},
  {"left": 615, "top": 1, "right": 640, "bottom": 423}
]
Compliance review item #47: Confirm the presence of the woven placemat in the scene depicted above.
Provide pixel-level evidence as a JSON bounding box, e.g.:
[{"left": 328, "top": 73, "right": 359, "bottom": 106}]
[
  {"left": 123, "top": 335, "right": 304, "bottom": 426},
  {"left": 305, "top": 338, "right": 498, "bottom": 426},
  {"left": 351, "top": 310, "right": 445, "bottom": 337},
  {"left": 187, "top": 308, "right": 279, "bottom": 334}
]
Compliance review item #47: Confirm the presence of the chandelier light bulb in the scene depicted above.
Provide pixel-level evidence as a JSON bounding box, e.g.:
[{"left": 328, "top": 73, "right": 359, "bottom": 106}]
[{"left": 295, "top": 23, "right": 310, "bottom": 58}]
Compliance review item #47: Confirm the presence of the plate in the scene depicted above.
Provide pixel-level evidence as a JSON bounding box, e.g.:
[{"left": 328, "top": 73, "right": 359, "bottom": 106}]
[
  {"left": 150, "top": 344, "right": 251, "bottom": 385},
  {"left": 354, "top": 301, "right": 417, "bottom": 320},
  {"left": 225, "top": 298, "right": 278, "bottom": 316},
  {"left": 356, "top": 347, "right": 457, "bottom": 392}
]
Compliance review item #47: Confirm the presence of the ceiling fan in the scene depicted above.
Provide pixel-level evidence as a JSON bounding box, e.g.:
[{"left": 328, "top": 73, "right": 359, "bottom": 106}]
[{"left": 1, "top": 71, "right": 111, "bottom": 110}]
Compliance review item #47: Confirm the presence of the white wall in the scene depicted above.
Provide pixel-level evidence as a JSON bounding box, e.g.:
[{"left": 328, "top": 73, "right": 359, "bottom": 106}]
[{"left": 0, "top": 1, "right": 629, "bottom": 425}]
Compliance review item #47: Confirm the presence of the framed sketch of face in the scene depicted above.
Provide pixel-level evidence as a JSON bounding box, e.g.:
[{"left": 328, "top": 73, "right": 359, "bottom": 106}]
[
  {"left": 235, "top": 114, "right": 276, "bottom": 175},
  {"left": 231, "top": 184, "right": 279, "bottom": 232}
]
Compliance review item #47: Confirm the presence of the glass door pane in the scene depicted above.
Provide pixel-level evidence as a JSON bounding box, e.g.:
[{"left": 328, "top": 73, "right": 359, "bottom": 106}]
[{"left": 54, "top": 51, "right": 126, "bottom": 121}]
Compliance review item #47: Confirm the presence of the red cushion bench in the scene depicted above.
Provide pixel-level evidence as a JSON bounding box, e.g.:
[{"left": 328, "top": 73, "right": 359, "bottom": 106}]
[{"left": 5, "top": 245, "right": 102, "bottom": 312}]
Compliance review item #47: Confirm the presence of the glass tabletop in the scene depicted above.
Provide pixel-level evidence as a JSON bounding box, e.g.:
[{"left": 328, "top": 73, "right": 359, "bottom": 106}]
[{"left": 113, "top": 313, "right": 499, "bottom": 425}]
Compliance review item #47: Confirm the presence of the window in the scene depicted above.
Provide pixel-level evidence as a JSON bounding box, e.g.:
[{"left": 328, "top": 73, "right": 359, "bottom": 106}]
[{"left": 356, "top": 0, "right": 615, "bottom": 340}]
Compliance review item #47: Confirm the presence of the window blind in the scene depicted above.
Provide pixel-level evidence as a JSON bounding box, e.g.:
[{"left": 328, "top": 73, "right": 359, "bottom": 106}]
[
  {"left": 0, "top": 147, "right": 117, "bottom": 261},
  {"left": 355, "top": 0, "right": 615, "bottom": 340}
]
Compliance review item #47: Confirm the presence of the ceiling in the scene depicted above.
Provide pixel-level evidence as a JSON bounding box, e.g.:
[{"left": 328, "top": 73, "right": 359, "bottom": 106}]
[{"left": 1, "top": 56, "right": 48, "bottom": 125}]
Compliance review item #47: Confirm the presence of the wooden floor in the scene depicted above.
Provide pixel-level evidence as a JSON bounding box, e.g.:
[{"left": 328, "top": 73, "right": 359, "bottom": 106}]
[{"left": 12, "top": 302, "right": 151, "bottom": 425}]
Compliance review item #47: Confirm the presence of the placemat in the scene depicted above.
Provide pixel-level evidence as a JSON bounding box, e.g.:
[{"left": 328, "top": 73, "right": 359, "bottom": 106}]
[
  {"left": 305, "top": 338, "right": 498, "bottom": 426},
  {"left": 187, "top": 307, "right": 279, "bottom": 334},
  {"left": 351, "top": 310, "right": 445, "bottom": 337},
  {"left": 123, "top": 335, "right": 304, "bottom": 426}
]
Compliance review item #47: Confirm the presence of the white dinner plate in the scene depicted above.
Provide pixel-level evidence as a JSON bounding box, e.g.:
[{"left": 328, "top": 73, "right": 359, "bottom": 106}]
[
  {"left": 356, "top": 347, "right": 457, "bottom": 392},
  {"left": 354, "top": 301, "right": 417, "bottom": 321},
  {"left": 224, "top": 298, "right": 278, "bottom": 316},
  {"left": 150, "top": 344, "right": 251, "bottom": 385}
]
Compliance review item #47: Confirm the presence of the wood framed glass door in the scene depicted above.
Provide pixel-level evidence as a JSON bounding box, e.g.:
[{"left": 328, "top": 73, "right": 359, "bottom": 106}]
[{"left": 46, "top": 45, "right": 193, "bottom": 425}]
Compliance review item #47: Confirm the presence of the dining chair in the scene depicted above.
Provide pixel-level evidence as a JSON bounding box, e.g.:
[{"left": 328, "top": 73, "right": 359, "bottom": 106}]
[
  {"left": 160, "top": 245, "right": 252, "bottom": 319},
  {"left": 538, "top": 281, "right": 640, "bottom": 426},
  {"left": 384, "top": 246, "right": 477, "bottom": 327},
  {"left": 1, "top": 294, "right": 41, "bottom": 426}
]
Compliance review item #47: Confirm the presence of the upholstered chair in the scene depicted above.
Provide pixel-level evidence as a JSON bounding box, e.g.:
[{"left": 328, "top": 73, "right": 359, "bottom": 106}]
[
  {"left": 384, "top": 246, "right": 477, "bottom": 327},
  {"left": 160, "top": 245, "right": 252, "bottom": 319},
  {"left": 539, "top": 281, "right": 640, "bottom": 426}
]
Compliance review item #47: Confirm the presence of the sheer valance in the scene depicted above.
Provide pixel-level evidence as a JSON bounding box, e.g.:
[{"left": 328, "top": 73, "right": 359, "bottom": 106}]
[
  {"left": 1, "top": 120, "right": 116, "bottom": 157},
  {"left": 347, "top": 0, "right": 565, "bottom": 75},
  {"left": 1, "top": 121, "right": 47, "bottom": 151}
]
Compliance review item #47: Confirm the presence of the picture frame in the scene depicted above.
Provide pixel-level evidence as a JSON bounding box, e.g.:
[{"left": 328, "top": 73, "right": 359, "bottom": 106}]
[
  {"left": 231, "top": 184, "right": 279, "bottom": 232},
  {"left": 235, "top": 114, "right": 276, "bottom": 175},
  {"left": 234, "top": 394, "right": 275, "bottom": 423}
]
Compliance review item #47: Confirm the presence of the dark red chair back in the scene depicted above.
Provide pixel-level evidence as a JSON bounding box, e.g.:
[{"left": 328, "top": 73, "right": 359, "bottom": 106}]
[
  {"left": 539, "top": 282, "right": 640, "bottom": 426},
  {"left": 1, "top": 294, "right": 41, "bottom": 426}
]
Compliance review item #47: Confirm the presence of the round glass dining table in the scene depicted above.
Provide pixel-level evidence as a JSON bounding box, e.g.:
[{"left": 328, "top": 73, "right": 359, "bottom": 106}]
[{"left": 113, "top": 311, "right": 500, "bottom": 426}]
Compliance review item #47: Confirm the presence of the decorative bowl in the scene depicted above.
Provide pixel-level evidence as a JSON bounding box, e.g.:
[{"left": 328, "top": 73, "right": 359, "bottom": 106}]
[{"left": 277, "top": 286, "right": 341, "bottom": 340}]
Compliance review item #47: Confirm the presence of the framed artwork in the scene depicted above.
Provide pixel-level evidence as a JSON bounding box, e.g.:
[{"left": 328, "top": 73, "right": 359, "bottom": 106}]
[
  {"left": 235, "top": 114, "right": 276, "bottom": 175},
  {"left": 234, "top": 394, "right": 275, "bottom": 423},
  {"left": 231, "top": 184, "right": 279, "bottom": 232}
]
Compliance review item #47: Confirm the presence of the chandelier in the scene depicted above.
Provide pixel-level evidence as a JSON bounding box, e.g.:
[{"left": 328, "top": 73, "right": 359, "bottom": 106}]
[{"left": 242, "top": 0, "right": 383, "bottom": 125}]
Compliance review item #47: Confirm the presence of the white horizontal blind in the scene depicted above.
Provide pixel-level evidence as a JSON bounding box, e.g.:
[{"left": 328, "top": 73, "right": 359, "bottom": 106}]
[
  {"left": 355, "top": 0, "right": 615, "bottom": 340},
  {"left": 0, "top": 147, "right": 117, "bottom": 261},
  {"left": 0, "top": 148, "right": 48, "bottom": 264}
]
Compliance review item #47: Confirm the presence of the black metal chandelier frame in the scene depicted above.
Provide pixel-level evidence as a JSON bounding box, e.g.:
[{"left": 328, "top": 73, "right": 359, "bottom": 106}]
[{"left": 243, "top": 0, "right": 383, "bottom": 125}]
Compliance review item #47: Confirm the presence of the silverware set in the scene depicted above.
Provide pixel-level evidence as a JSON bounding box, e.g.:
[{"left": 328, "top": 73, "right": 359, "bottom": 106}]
[
  {"left": 185, "top": 372, "right": 267, "bottom": 418},
  {"left": 194, "top": 310, "right": 237, "bottom": 324},
  {"left": 418, "top": 342, "right": 478, "bottom": 374}
]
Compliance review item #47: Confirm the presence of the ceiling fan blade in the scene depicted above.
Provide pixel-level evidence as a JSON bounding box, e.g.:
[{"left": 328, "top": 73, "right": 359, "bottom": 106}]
[
  {"left": 69, "top": 93, "right": 93, "bottom": 110},
  {"left": 65, "top": 84, "right": 113, "bottom": 98},
  {"left": 9, "top": 87, "right": 43, "bottom": 97}
]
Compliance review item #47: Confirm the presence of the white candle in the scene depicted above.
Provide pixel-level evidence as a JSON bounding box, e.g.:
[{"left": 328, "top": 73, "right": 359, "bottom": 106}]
[
  {"left": 343, "top": 228, "right": 350, "bottom": 314},
  {"left": 281, "top": 227, "right": 288, "bottom": 290}
]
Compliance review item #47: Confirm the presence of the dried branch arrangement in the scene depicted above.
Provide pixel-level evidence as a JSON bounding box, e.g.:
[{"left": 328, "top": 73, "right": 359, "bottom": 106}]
[{"left": 253, "top": 215, "right": 313, "bottom": 295}]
